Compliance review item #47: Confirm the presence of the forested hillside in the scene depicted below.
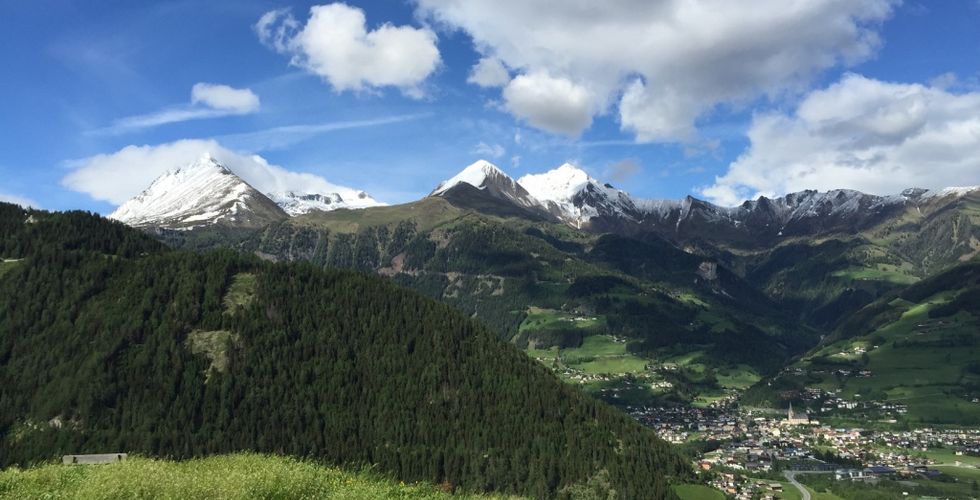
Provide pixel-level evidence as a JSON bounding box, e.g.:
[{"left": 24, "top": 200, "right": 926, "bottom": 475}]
[
  {"left": 744, "top": 260, "right": 980, "bottom": 425},
  {"left": 0, "top": 203, "right": 689, "bottom": 499},
  {"left": 709, "top": 190, "right": 980, "bottom": 330},
  {"left": 171, "top": 201, "right": 821, "bottom": 411},
  {"left": 240, "top": 204, "right": 812, "bottom": 363}
]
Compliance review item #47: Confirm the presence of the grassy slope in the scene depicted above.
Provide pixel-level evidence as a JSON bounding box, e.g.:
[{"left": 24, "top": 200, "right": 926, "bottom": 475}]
[
  {"left": 811, "top": 310, "right": 978, "bottom": 423},
  {"left": 521, "top": 309, "right": 763, "bottom": 408},
  {"left": 0, "top": 454, "right": 516, "bottom": 499},
  {"left": 729, "top": 192, "right": 979, "bottom": 331},
  {"left": 750, "top": 262, "right": 980, "bottom": 425}
]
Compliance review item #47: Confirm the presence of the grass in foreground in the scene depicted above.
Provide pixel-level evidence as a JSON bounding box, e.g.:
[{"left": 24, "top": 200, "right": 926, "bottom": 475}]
[{"left": 0, "top": 453, "right": 516, "bottom": 500}]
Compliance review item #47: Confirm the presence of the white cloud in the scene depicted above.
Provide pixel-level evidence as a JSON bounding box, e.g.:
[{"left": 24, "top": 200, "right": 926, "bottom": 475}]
[
  {"left": 191, "top": 83, "right": 260, "bottom": 113},
  {"left": 100, "top": 83, "right": 260, "bottom": 134},
  {"left": 0, "top": 193, "right": 39, "bottom": 209},
  {"left": 472, "top": 141, "right": 505, "bottom": 159},
  {"left": 702, "top": 74, "right": 980, "bottom": 205},
  {"left": 255, "top": 8, "right": 298, "bottom": 53},
  {"left": 618, "top": 79, "right": 698, "bottom": 142},
  {"left": 468, "top": 57, "right": 509, "bottom": 88},
  {"left": 502, "top": 72, "right": 595, "bottom": 136},
  {"left": 415, "top": 0, "right": 897, "bottom": 141},
  {"left": 257, "top": 3, "right": 440, "bottom": 98},
  {"left": 62, "top": 139, "right": 364, "bottom": 205}
]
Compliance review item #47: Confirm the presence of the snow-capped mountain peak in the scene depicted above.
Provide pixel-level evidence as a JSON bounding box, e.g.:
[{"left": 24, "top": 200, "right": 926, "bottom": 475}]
[
  {"left": 109, "top": 153, "right": 286, "bottom": 229},
  {"left": 430, "top": 160, "right": 510, "bottom": 196},
  {"left": 428, "top": 160, "right": 545, "bottom": 212},
  {"left": 518, "top": 163, "right": 638, "bottom": 227},
  {"left": 517, "top": 163, "right": 592, "bottom": 203}
]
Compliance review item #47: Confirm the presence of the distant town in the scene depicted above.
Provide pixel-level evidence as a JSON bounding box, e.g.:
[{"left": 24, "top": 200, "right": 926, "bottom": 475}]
[{"left": 630, "top": 399, "right": 980, "bottom": 499}]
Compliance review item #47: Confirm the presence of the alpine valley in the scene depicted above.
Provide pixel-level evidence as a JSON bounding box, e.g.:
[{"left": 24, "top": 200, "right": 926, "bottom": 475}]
[
  {"left": 3, "top": 155, "right": 979, "bottom": 499},
  {"left": 110, "top": 155, "right": 980, "bottom": 420}
]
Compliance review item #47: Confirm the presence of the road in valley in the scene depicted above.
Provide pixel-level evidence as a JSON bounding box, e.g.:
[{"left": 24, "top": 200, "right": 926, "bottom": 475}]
[{"left": 783, "top": 470, "right": 832, "bottom": 500}]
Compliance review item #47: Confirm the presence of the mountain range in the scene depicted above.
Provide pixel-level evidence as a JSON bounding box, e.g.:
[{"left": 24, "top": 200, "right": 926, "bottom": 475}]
[
  {"left": 3, "top": 153, "right": 978, "bottom": 498},
  {"left": 103, "top": 154, "right": 980, "bottom": 420},
  {"left": 112, "top": 155, "right": 978, "bottom": 255}
]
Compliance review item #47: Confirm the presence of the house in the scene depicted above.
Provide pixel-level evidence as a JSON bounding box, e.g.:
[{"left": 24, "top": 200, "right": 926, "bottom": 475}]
[
  {"left": 835, "top": 468, "right": 868, "bottom": 481},
  {"left": 865, "top": 466, "right": 896, "bottom": 477}
]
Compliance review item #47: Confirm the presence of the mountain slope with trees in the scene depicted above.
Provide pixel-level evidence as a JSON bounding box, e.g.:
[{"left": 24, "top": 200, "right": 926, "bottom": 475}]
[{"left": 0, "top": 202, "right": 689, "bottom": 499}]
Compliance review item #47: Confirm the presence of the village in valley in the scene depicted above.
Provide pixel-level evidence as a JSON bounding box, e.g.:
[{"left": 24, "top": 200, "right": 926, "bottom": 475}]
[
  {"left": 629, "top": 397, "right": 980, "bottom": 499},
  {"left": 524, "top": 332, "right": 980, "bottom": 498},
  {"left": 516, "top": 290, "right": 980, "bottom": 498}
]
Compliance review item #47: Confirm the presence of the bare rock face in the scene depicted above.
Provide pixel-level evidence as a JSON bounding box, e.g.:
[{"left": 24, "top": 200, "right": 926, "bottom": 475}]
[{"left": 697, "top": 261, "right": 718, "bottom": 281}]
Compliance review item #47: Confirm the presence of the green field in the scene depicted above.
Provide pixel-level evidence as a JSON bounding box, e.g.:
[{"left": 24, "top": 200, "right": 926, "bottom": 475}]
[
  {"left": 519, "top": 307, "right": 604, "bottom": 332},
  {"left": 526, "top": 322, "right": 765, "bottom": 410},
  {"left": 918, "top": 448, "right": 980, "bottom": 467},
  {"left": 554, "top": 335, "right": 648, "bottom": 375},
  {"left": 0, "top": 454, "right": 516, "bottom": 499},
  {"left": 715, "top": 365, "right": 761, "bottom": 390},
  {"left": 831, "top": 265, "right": 919, "bottom": 285},
  {"left": 934, "top": 465, "right": 980, "bottom": 482}
]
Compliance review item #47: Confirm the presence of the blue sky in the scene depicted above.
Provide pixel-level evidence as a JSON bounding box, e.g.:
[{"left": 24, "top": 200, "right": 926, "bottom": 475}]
[{"left": 1, "top": 0, "right": 979, "bottom": 213}]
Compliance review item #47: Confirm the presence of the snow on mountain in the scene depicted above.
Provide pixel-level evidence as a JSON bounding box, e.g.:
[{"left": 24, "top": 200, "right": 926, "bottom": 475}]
[
  {"left": 111, "top": 151, "right": 977, "bottom": 235},
  {"left": 632, "top": 198, "right": 684, "bottom": 217},
  {"left": 269, "top": 188, "right": 384, "bottom": 216},
  {"left": 517, "top": 163, "right": 591, "bottom": 205},
  {"left": 430, "top": 160, "right": 542, "bottom": 209},
  {"left": 518, "top": 163, "right": 638, "bottom": 226},
  {"left": 629, "top": 187, "right": 955, "bottom": 241},
  {"left": 430, "top": 160, "right": 504, "bottom": 195},
  {"left": 749, "top": 189, "right": 898, "bottom": 220},
  {"left": 109, "top": 153, "right": 286, "bottom": 229},
  {"left": 431, "top": 159, "right": 976, "bottom": 235},
  {"left": 921, "top": 185, "right": 980, "bottom": 198}
]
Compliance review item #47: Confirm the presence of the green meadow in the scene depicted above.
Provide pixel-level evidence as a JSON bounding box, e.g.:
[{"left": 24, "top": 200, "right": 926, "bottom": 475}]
[
  {"left": 528, "top": 334, "right": 649, "bottom": 376},
  {"left": 790, "top": 286, "right": 980, "bottom": 425},
  {"left": 0, "top": 454, "right": 516, "bottom": 500}
]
